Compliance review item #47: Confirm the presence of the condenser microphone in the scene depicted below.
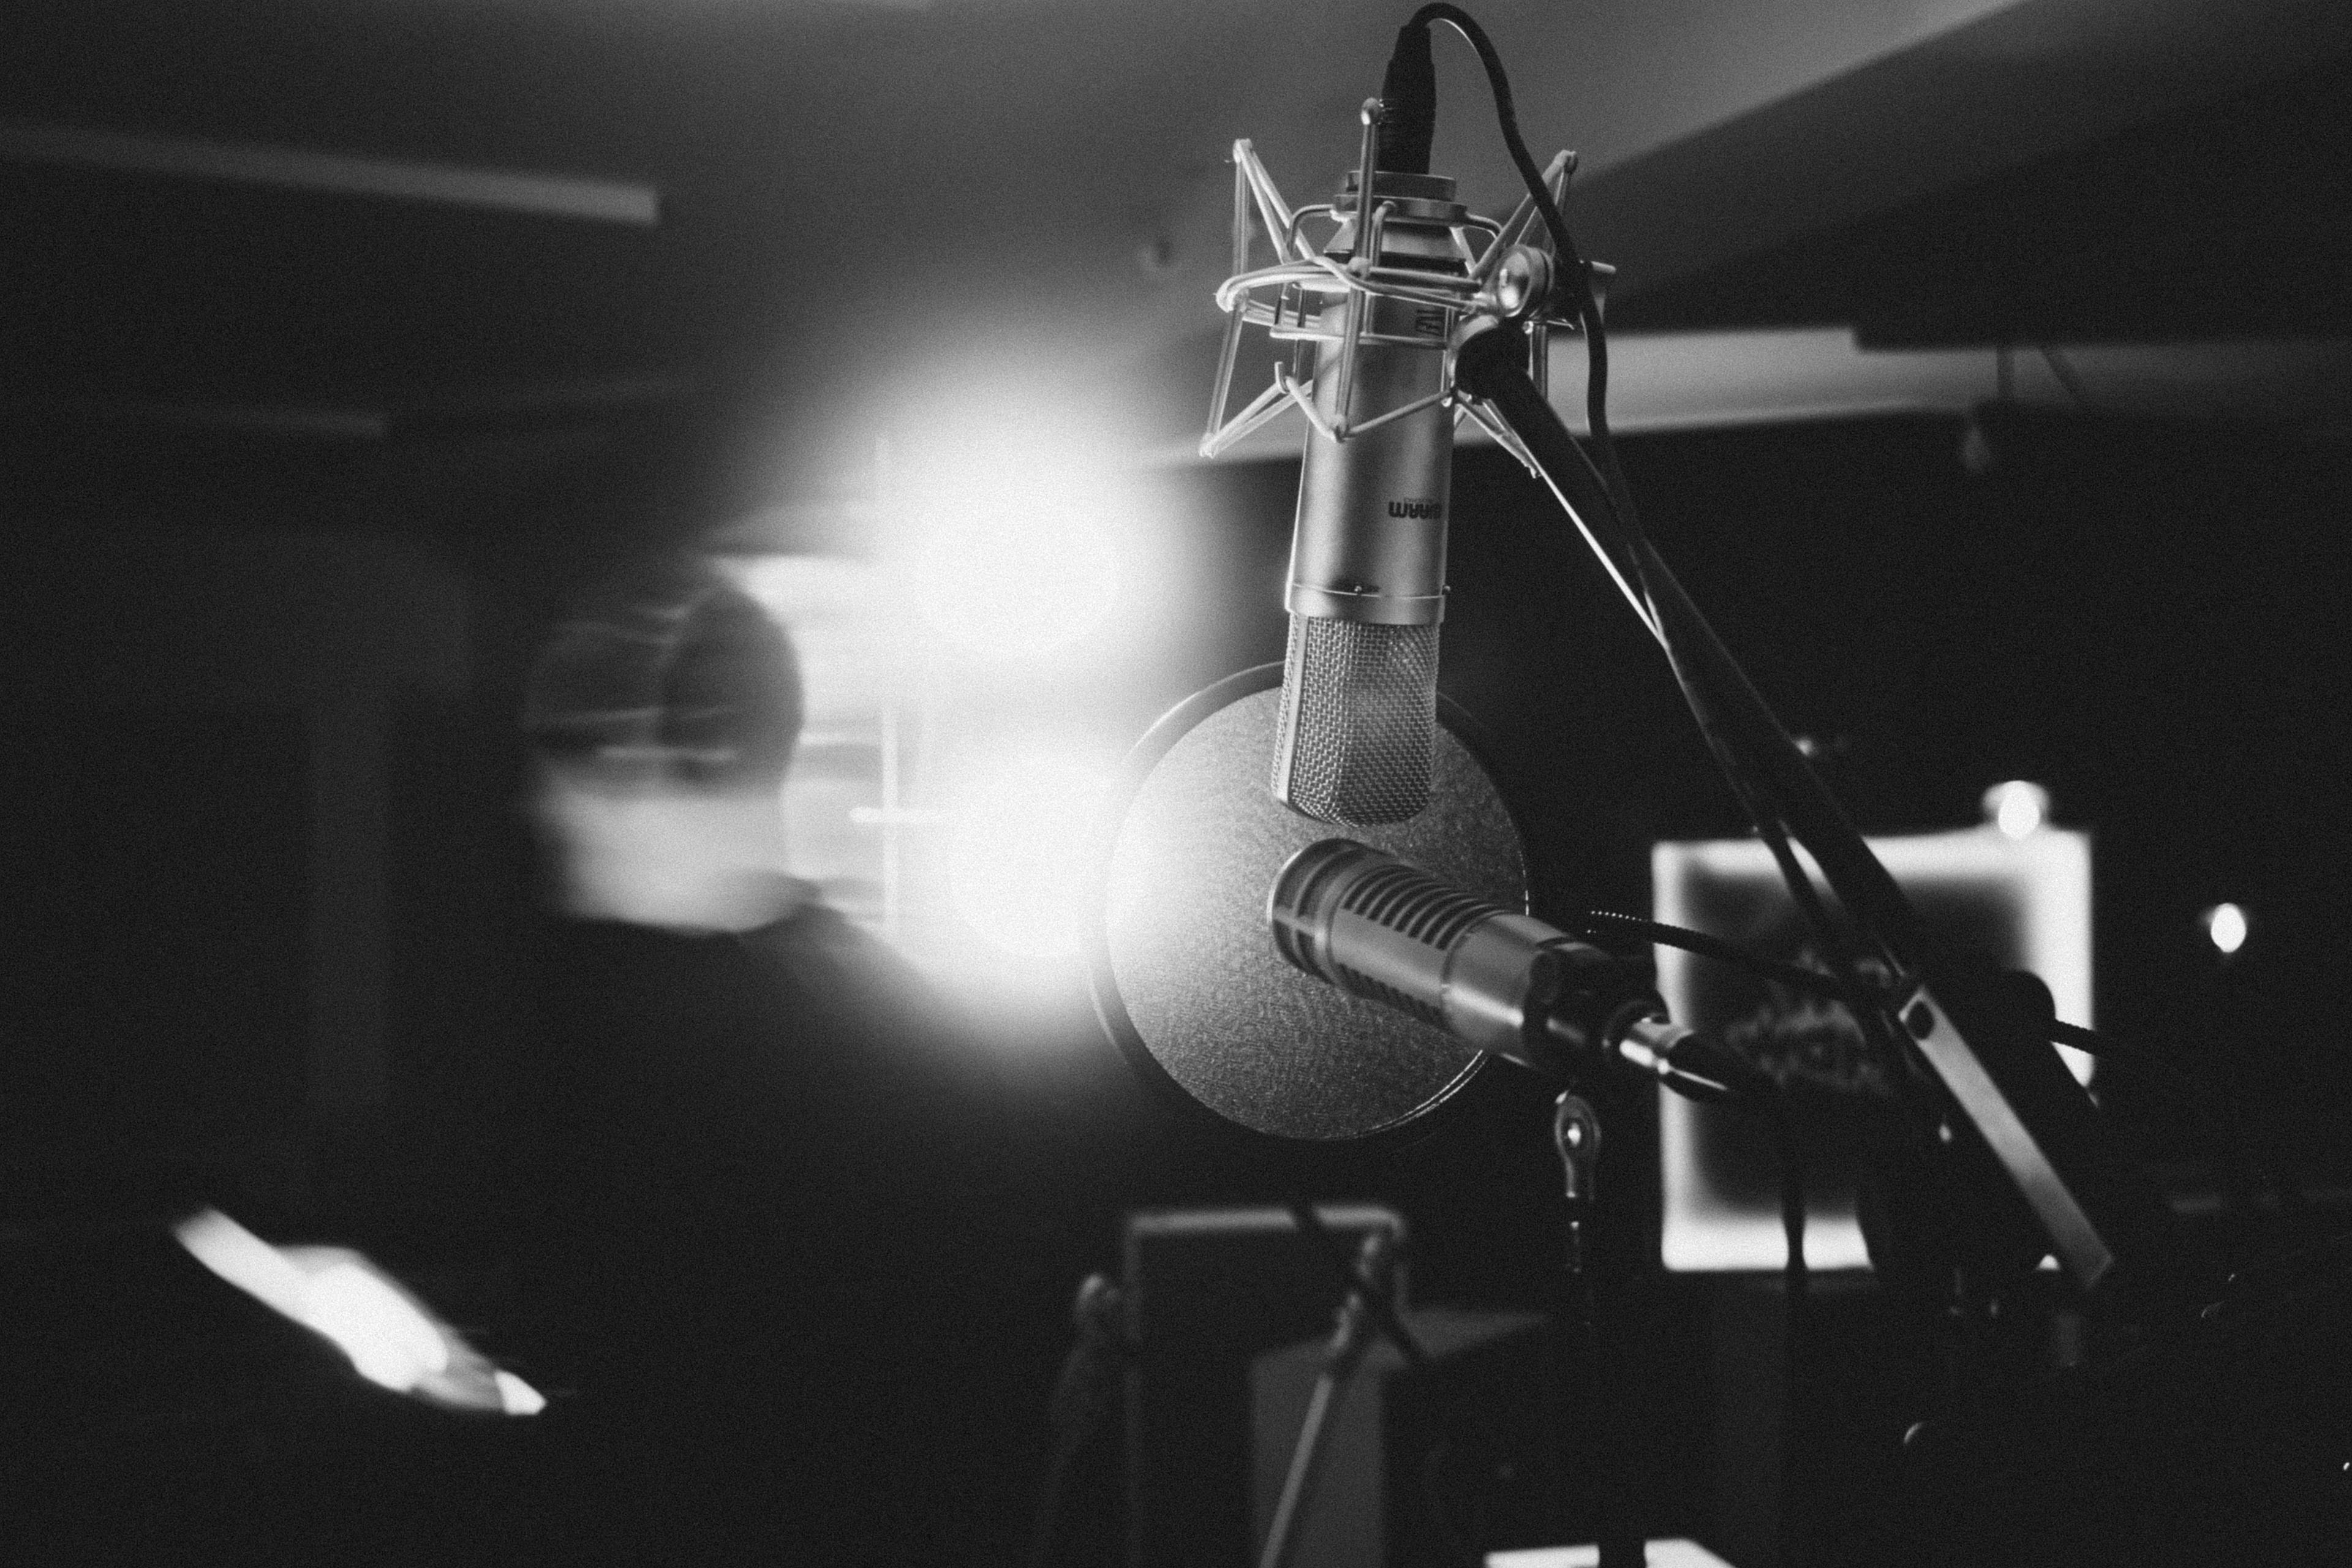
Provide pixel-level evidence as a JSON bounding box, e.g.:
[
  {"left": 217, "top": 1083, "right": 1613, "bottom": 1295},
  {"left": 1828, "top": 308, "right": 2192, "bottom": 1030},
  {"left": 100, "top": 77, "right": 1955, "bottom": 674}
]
[
  {"left": 1268, "top": 838, "right": 1768, "bottom": 1103},
  {"left": 1270, "top": 47, "right": 1461, "bottom": 828},
  {"left": 1270, "top": 187, "right": 1460, "bottom": 826}
]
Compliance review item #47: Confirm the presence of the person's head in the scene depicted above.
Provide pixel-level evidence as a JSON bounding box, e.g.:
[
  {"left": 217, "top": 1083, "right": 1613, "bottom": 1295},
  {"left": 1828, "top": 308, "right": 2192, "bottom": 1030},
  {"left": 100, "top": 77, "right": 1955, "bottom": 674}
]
[{"left": 523, "top": 556, "right": 808, "bottom": 932}]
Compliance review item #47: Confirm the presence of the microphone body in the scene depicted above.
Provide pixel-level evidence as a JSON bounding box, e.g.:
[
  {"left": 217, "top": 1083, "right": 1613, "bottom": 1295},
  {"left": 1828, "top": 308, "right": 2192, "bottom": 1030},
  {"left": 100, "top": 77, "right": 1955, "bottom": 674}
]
[
  {"left": 1270, "top": 839, "right": 1767, "bottom": 1102},
  {"left": 1271, "top": 172, "right": 1464, "bottom": 827}
]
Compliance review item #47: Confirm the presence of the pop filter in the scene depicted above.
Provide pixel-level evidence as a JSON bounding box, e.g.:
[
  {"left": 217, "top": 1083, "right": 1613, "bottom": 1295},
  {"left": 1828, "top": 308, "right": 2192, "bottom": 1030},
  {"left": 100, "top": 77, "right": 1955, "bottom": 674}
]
[{"left": 1089, "top": 665, "right": 1527, "bottom": 1141}]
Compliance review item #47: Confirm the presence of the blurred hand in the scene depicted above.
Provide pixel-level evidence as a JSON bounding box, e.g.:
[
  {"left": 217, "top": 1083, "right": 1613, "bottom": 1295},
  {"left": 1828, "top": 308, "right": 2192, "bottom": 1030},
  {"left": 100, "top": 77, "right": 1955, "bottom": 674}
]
[{"left": 176, "top": 1210, "right": 544, "bottom": 1415}]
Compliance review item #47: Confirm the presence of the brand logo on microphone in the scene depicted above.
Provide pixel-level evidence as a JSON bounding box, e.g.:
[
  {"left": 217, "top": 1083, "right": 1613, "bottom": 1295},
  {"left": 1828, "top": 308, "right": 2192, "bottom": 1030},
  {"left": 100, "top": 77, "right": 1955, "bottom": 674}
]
[{"left": 1387, "top": 497, "right": 1445, "bottom": 520}]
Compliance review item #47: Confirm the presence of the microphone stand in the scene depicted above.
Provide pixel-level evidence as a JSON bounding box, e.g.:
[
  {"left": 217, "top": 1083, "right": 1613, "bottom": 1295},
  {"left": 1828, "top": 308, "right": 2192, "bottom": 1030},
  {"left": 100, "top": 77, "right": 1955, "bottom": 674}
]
[
  {"left": 1551, "top": 1093, "right": 1645, "bottom": 1568},
  {"left": 1257, "top": 1229, "right": 1400, "bottom": 1568},
  {"left": 1027, "top": 1274, "right": 1126, "bottom": 1568}
]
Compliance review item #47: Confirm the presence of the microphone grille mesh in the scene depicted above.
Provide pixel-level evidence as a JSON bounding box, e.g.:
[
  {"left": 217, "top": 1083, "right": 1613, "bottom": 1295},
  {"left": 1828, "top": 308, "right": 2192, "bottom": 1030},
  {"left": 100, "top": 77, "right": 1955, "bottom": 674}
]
[{"left": 1273, "top": 616, "right": 1438, "bottom": 826}]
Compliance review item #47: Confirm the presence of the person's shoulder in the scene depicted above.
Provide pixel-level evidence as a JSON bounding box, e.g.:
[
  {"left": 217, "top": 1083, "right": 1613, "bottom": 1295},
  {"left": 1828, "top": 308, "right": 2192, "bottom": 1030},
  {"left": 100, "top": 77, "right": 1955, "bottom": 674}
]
[
  {"left": 751, "top": 897, "right": 897, "bottom": 972},
  {"left": 746, "top": 901, "right": 951, "bottom": 1031}
]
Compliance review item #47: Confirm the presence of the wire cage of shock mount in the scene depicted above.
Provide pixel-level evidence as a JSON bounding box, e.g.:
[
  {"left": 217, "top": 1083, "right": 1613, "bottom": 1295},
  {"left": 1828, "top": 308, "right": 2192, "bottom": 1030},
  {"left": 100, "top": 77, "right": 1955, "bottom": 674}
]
[{"left": 1199, "top": 97, "right": 1595, "bottom": 472}]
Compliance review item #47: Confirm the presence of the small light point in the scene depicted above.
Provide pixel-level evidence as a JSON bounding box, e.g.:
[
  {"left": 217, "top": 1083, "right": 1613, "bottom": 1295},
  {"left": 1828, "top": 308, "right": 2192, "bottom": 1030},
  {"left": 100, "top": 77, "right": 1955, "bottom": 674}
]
[{"left": 1983, "top": 780, "right": 2049, "bottom": 840}]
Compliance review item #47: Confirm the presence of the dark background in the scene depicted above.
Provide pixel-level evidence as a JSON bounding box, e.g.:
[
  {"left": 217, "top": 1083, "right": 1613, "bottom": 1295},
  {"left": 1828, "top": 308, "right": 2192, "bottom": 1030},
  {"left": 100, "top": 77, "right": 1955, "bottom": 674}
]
[
  {"left": 6, "top": 390, "right": 2348, "bottom": 1562},
  {"left": 5, "top": 1, "right": 2350, "bottom": 1561}
]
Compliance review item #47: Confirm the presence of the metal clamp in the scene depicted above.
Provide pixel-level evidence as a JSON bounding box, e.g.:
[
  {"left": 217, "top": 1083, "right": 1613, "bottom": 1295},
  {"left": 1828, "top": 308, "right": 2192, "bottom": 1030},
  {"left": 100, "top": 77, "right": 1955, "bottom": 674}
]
[{"left": 1554, "top": 1091, "right": 1602, "bottom": 1280}]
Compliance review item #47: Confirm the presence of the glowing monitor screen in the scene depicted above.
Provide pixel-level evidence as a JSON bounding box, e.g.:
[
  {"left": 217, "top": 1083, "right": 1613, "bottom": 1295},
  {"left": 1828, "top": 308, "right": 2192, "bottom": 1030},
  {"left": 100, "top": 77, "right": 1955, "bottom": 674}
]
[{"left": 1653, "top": 827, "right": 2092, "bottom": 1272}]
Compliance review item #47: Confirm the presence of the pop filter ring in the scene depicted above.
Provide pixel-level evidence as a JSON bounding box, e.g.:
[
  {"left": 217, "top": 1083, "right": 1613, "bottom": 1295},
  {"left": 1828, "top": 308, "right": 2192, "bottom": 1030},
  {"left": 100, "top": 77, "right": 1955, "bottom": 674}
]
[{"left": 1085, "top": 662, "right": 1544, "bottom": 1152}]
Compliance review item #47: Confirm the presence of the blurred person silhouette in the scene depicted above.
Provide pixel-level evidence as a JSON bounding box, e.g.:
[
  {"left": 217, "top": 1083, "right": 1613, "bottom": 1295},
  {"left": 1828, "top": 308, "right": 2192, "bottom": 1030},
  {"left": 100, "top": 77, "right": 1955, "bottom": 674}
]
[{"left": 508, "top": 553, "right": 1021, "bottom": 1566}]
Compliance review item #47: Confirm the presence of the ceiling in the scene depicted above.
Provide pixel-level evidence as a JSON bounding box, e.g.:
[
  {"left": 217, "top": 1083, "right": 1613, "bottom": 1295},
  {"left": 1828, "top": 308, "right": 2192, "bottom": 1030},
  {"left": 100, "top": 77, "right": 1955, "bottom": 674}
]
[{"left": 5, "top": 0, "right": 2348, "bottom": 505}]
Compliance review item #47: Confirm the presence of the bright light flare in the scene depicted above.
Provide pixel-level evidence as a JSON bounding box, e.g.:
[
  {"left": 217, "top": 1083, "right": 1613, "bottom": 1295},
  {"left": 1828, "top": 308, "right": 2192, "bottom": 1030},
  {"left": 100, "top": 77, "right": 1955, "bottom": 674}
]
[
  {"left": 174, "top": 1208, "right": 542, "bottom": 1414},
  {"left": 891, "top": 408, "right": 1129, "bottom": 663},
  {"left": 1983, "top": 780, "right": 2050, "bottom": 840},
  {"left": 2203, "top": 902, "right": 2248, "bottom": 956},
  {"left": 911, "top": 503, "right": 1120, "bottom": 661},
  {"left": 943, "top": 750, "right": 1115, "bottom": 959}
]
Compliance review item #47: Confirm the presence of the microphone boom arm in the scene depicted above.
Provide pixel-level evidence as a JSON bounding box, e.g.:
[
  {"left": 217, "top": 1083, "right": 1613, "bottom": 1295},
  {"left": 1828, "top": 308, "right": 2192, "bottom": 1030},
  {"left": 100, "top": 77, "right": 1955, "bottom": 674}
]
[{"left": 1447, "top": 323, "right": 2199, "bottom": 1310}]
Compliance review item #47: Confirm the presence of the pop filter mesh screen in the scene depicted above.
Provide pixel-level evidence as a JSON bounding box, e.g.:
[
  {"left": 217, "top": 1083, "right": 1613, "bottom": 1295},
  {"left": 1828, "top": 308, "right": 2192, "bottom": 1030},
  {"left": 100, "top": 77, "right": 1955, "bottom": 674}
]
[{"left": 1098, "top": 681, "right": 1524, "bottom": 1140}]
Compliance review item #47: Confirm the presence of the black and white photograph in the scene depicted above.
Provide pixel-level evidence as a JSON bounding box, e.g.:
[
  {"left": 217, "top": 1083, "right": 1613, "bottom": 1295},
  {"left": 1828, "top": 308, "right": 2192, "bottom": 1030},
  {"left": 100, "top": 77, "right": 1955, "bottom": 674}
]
[{"left": 4, "top": 2, "right": 2350, "bottom": 1564}]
